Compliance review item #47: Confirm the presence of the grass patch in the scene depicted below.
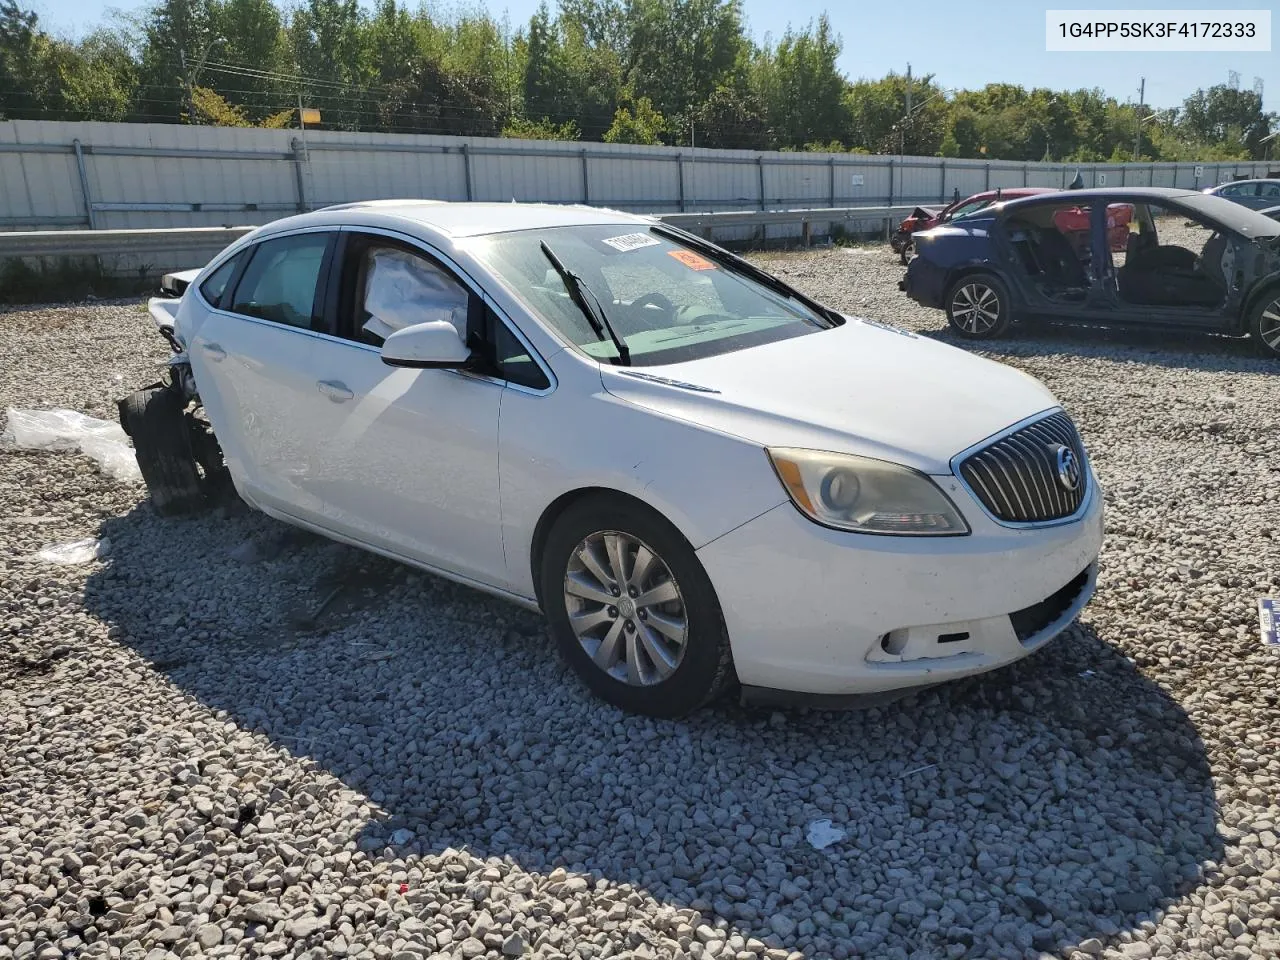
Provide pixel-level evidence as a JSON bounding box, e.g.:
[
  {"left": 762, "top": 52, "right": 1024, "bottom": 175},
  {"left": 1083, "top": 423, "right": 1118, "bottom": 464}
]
[{"left": 0, "top": 257, "right": 157, "bottom": 305}]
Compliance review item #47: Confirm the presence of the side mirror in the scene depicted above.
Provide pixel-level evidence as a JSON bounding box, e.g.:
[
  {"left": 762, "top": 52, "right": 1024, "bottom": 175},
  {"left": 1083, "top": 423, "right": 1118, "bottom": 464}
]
[{"left": 380, "top": 320, "right": 472, "bottom": 369}]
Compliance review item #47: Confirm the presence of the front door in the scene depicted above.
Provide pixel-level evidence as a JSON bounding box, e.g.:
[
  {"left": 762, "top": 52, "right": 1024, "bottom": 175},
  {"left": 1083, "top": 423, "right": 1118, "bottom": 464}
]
[{"left": 294, "top": 231, "right": 506, "bottom": 585}]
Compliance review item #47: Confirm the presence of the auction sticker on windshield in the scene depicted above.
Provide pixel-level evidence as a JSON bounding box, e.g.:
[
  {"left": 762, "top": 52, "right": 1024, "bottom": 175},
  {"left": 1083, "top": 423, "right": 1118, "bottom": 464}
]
[
  {"left": 602, "top": 233, "right": 661, "bottom": 252},
  {"left": 668, "top": 250, "right": 717, "bottom": 271}
]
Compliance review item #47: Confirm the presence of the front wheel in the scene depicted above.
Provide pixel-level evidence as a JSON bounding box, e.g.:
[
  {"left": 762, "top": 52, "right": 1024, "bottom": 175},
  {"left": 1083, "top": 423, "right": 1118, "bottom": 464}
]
[
  {"left": 1248, "top": 292, "right": 1280, "bottom": 358},
  {"left": 540, "top": 495, "right": 734, "bottom": 718},
  {"left": 946, "top": 273, "right": 1012, "bottom": 339}
]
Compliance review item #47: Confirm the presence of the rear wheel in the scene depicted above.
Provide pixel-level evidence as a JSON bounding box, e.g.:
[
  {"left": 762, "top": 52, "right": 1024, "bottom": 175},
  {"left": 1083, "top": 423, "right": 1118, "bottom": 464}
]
[
  {"left": 1248, "top": 291, "right": 1280, "bottom": 358},
  {"left": 118, "top": 386, "right": 204, "bottom": 516},
  {"left": 947, "top": 273, "right": 1012, "bottom": 339},
  {"left": 540, "top": 495, "right": 734, "bottom": 718}
]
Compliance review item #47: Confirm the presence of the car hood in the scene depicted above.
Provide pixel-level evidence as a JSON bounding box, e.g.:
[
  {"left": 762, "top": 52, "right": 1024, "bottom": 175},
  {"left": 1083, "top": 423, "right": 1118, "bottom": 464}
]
[{"left": 598, "top": 317, "right": 1059, "bottom": 474}]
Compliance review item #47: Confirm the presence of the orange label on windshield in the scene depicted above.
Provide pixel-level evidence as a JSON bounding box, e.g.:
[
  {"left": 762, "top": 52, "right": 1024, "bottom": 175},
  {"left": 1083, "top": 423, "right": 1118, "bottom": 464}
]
[{"left": 668, "top": 250, "right": 717, "bottom": 271}]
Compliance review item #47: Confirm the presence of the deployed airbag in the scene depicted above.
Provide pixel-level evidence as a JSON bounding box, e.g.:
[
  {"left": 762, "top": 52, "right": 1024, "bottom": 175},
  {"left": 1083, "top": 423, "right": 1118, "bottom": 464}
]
[{"left": 362, "top": 248, "right": 469, "bottom": 343}]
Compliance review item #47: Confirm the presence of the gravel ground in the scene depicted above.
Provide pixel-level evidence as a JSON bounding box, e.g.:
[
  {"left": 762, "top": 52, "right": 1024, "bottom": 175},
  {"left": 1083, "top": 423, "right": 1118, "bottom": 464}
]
[{"left": 2, "top": 238, "right": 1279, "bottom": 960}]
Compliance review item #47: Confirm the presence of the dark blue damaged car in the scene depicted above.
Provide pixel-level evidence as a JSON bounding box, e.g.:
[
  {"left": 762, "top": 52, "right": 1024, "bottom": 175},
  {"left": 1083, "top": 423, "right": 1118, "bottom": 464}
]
[{"left": 899, "top": 187, "right": 1280, "bottom": 358}]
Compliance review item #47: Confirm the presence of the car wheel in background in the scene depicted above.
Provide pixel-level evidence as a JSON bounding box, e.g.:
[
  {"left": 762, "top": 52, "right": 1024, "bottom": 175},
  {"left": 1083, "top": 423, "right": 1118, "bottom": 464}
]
[
  {"left": 898, "top": 239, "right": 913, "bottom": 265},
  {"left": 540, "top": 494, "right": 734, "bottom": 718},
  {"left": 947, "top": 273, "right": 1012, "bottom": 339},
  {"left": 1248, "top": 291, "right": 1280, "bottom": 358}
]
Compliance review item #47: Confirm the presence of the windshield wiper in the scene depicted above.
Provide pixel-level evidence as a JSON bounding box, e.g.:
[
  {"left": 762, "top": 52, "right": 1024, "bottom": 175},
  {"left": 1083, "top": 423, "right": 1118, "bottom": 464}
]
[
  {"left": 540, "top": 242, "right": 630, "bottom": 365},
  {"left": 650, "top": 224, "right": 842, "bottom": 327}
]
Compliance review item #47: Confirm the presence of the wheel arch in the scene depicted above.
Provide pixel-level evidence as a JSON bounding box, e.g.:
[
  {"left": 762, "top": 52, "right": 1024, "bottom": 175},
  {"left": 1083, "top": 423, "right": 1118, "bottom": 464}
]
[
  {"left": 1241, "top": 274, "right": 1280, "bottom": 335},
  {"left": 945, "top": 263, "right": 1010, "bottom": 301},
  {"left": 529, "top": 486, "right": 689, "bottom": 608}
]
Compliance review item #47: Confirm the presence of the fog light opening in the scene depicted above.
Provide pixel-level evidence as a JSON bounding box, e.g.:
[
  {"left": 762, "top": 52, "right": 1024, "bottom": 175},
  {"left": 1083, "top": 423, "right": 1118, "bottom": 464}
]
[{"left": 880, "top": 630, "right": 909, "bottom": 656}]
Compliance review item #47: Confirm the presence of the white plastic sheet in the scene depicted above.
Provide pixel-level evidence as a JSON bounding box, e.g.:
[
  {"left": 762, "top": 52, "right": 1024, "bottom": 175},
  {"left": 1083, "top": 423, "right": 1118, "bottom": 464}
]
[
  {"left": 3, "top": 408, "right": 142, "bottom": 482},
  {"left": 361, "top": 248, "right": 469, "bottom": 343},
  {"left": 33, "top": 537, "right": 111, "bottom": 565},
  {"left": 806, "top": 819, "right": 847, "bottom": 850}
]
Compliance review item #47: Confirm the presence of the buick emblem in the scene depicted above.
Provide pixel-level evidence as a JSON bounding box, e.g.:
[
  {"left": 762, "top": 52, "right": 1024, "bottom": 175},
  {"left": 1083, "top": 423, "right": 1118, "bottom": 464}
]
[{"left": 1053, "top": 444, "right": 1081, "bottom": 492}]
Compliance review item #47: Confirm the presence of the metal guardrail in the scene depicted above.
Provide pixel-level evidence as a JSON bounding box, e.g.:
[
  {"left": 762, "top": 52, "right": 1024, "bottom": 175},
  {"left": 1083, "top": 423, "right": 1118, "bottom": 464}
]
[
  {"left": 660, "top": 205, "right": 916, "bottom": 231},
  {"left": 0, "top": 206, "right": 917, "bottom": 261},
  {"left": 0, "top": 226, "right": 255, "bottom": 258}
]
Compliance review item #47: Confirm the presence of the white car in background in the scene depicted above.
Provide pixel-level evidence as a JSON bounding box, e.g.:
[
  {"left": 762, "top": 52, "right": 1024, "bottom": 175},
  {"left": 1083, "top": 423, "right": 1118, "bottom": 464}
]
[{"left": 123, "top": 201, "right": 1104, "bottom": 717}]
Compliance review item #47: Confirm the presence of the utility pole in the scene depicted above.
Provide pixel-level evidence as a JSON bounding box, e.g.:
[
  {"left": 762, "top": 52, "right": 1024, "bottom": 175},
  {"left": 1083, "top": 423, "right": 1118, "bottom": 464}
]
[
  {"left": 179, "top": 47, "right": 192, "bottom": 122},
  {"left": 903, "top": 63, "right": 912, "bottom": 156},
  {"left": 690, "top": 117, "right": 696, "bottom": 212},
  {"left": 1133, "top": 77, "right": 1145, "bottom": 161}
]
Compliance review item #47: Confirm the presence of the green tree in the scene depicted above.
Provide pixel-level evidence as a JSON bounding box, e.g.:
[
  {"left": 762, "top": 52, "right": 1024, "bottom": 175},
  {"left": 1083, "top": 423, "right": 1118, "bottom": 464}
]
[
  {"left": 502, "top": 115, "right": 580, "bottom": 140},
  {"left": 134, "top": 0, "right": 220, "bottom": 121},
  {"left": 623, "top": 0, "right": 747, "bottom": 127},
  {"left": 0, "top": 0, "right": 45, "bottom": 118},
  {"left": 845, "top": 71, "right": 946, "bottom": 155},
  {"left": 1180, "top": 84, "right": 1275, "bottom": 158},
  {"left": 692, "top": 85, "right": 768, "bottom": 149},
  {"left": 603, "top": 95, "right": 666, "bottom": 143},
  {"left": 752, "top": 16, "right": 846, "bottom": 149}
]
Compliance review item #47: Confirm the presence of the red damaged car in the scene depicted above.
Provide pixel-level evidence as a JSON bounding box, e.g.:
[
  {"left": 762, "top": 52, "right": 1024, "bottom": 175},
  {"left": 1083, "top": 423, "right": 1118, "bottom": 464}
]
[{"left": 892, "top": 187, "right": 1132, "bottom": 262}]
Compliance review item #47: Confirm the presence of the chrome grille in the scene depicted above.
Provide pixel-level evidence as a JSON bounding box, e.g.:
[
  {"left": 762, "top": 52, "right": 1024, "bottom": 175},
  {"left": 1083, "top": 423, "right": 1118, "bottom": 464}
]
[{"left": 958, "top": 412, "right": 1087, "bottom": 523}]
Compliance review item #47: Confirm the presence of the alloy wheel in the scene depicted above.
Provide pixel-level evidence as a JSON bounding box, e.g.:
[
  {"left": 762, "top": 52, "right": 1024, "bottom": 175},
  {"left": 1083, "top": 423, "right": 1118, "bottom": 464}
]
[
  {"left": 563, "top": 531, "right": 688, "bottom": 686},
  {"left": 952, "top": 282, "right": 1002, "bottom": 334},
  {"left": 1259, "top": 298, "right": 1280, "bottom": 354}
]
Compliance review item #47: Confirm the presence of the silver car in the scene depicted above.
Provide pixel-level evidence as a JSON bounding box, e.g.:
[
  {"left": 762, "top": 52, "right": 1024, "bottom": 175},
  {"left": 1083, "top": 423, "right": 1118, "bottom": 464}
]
[{"left": 1203, "top": 178, "right": 1280, "bottom": 211}]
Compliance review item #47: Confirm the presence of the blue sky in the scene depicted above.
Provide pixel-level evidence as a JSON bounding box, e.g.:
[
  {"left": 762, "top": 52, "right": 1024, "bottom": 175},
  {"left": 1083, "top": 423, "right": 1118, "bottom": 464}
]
[{"left": 28, "top": 0, "right": 1278, "bottom": 113}]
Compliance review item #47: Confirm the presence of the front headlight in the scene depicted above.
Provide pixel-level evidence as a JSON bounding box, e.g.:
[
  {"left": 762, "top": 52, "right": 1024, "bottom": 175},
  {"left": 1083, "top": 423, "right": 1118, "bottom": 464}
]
[{"left": 767, "top": 447, "right": 969, "bottom": 536}]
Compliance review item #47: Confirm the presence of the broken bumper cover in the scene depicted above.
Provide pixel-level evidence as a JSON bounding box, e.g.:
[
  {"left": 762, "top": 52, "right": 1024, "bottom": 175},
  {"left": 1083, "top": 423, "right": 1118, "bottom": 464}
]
[{"left": 697, "top": 481, "right": 1103, "bottom": 698}]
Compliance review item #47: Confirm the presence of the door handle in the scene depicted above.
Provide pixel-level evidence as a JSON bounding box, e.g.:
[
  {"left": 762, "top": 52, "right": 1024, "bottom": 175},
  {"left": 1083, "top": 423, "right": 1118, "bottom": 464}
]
[
  {"left": 317, "top": 380, "right": 354, "bottom": 403},
  {"left": 202, "top": 342, "right": 227, "bottom": 362}
]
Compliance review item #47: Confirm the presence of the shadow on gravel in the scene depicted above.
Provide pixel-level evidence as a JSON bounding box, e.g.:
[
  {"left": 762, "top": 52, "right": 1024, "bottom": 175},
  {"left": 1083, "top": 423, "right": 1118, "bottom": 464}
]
[
  {"left": 84, "top": 499, "right": 1223, "bottom": 959},
  {"left": 922, "top": 320, "right": 1278, "bottom": 375}
]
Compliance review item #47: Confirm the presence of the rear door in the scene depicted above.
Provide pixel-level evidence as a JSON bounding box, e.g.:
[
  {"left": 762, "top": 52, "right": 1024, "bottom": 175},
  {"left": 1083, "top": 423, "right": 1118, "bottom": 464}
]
[{"left": 185, "top": 229, "right": 338, "bottom": 517}]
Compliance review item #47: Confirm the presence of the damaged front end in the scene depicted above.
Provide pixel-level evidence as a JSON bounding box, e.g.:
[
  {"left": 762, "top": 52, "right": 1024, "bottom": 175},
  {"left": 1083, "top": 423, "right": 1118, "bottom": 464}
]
[{"left": 116, "top": 275, "right": 228, "bottom": 516}]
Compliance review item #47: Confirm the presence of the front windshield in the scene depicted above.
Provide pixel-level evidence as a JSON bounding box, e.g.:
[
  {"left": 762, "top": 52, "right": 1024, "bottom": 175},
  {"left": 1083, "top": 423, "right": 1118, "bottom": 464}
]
[
  {"left": 946, "top": 199, "right": 992, "bottom": 220},
  {"left": 466, "top": 225, "right": 832, "bottom": 366}
]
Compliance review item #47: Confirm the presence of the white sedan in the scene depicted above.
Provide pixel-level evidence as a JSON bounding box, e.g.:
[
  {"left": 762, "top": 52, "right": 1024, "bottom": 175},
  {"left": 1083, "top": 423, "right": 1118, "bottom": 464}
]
[{"left": 124, "top": 200, "right": 1104, "bottom": 717}]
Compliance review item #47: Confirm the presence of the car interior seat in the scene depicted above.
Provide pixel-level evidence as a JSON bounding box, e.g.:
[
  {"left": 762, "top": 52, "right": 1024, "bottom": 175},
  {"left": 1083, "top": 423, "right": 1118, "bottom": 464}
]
[
  {"left": 1029, "top": 228, "right": 1088, "bottom": 288},
  {"left": 1118, "top": 230, "right": 1222, "bottom": 307}
]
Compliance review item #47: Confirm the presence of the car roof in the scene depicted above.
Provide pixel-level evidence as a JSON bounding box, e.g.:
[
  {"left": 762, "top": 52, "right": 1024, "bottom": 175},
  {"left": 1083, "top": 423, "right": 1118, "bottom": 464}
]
[
  {"left": 297, "top": 200, "right": 653, "bottom": 238},
  {"left": 992, "top": 186, "right": 1280, "bottom": 237},
  {"left": 1000, "top": 186, "right": 1201, "bottom": 207},
  {"left": 1210, "top": 178, "right": 1278, "bottom": 188},
  {"left": 968, "top": 187, "right": 1056, "bottom": 201}
]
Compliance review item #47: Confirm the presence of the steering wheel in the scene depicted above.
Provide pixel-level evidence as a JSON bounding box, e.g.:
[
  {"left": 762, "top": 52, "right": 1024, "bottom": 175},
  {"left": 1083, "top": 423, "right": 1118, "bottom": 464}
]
[{"left": 631, "top": 292, "right": 676, "bottom": 319}]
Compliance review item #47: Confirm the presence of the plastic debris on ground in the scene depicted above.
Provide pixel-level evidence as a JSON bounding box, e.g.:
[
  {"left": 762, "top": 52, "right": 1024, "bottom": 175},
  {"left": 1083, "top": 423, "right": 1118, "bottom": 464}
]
[
  {"left": 3, "top": 408, "right": 142, "bottom": 482},
  {"left": 33, "top": 537, "right": 111, "bottom": 565},
  {"left": 1260, "top": 598, "right": 1278, "bottom": 649},
  {"left": 806, "top": 818, "right": 846, "bottom": 850}
]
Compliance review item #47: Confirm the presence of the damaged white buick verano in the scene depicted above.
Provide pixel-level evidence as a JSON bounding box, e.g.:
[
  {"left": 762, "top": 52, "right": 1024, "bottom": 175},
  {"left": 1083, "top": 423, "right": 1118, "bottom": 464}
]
[{"left": 124, "top": 201, "right": 1104, "bottom": 717}]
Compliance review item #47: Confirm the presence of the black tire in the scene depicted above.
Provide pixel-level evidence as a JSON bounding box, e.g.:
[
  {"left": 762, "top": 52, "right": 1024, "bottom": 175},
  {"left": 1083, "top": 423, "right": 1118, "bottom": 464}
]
[
  {"left": 946, "top": 272, "right": 1012, "bottom": 339},
  {"left": 1248, "top": 290, "right": 1280, "bottom": 358},
  {"left": 118, "top": 386, "right": 204, "bottom": 516},
  {"left": 539, "top": 494, "right": 734, "bottom": 718},
  {"left": 898, "top": 239, "right": 913, "bottom": 265}
]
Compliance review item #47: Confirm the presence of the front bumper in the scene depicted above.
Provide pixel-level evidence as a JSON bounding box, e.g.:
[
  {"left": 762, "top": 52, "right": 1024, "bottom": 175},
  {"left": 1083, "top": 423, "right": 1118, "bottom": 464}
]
[
  {"left": 900, "top": 254, "right": 948, "bottom": 308},
  {"left": 697, "top": 477, "right": 1104, "bottom": 697}
]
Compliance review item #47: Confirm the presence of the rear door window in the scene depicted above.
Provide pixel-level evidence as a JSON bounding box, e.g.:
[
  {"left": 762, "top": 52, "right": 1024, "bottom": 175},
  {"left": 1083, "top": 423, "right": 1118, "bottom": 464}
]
[
  {"left": 229, "top": 233, "right": 332, "bottom": 330},
  {"left": 198, "top": 253, "right": 244, "bottom": 308}
]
